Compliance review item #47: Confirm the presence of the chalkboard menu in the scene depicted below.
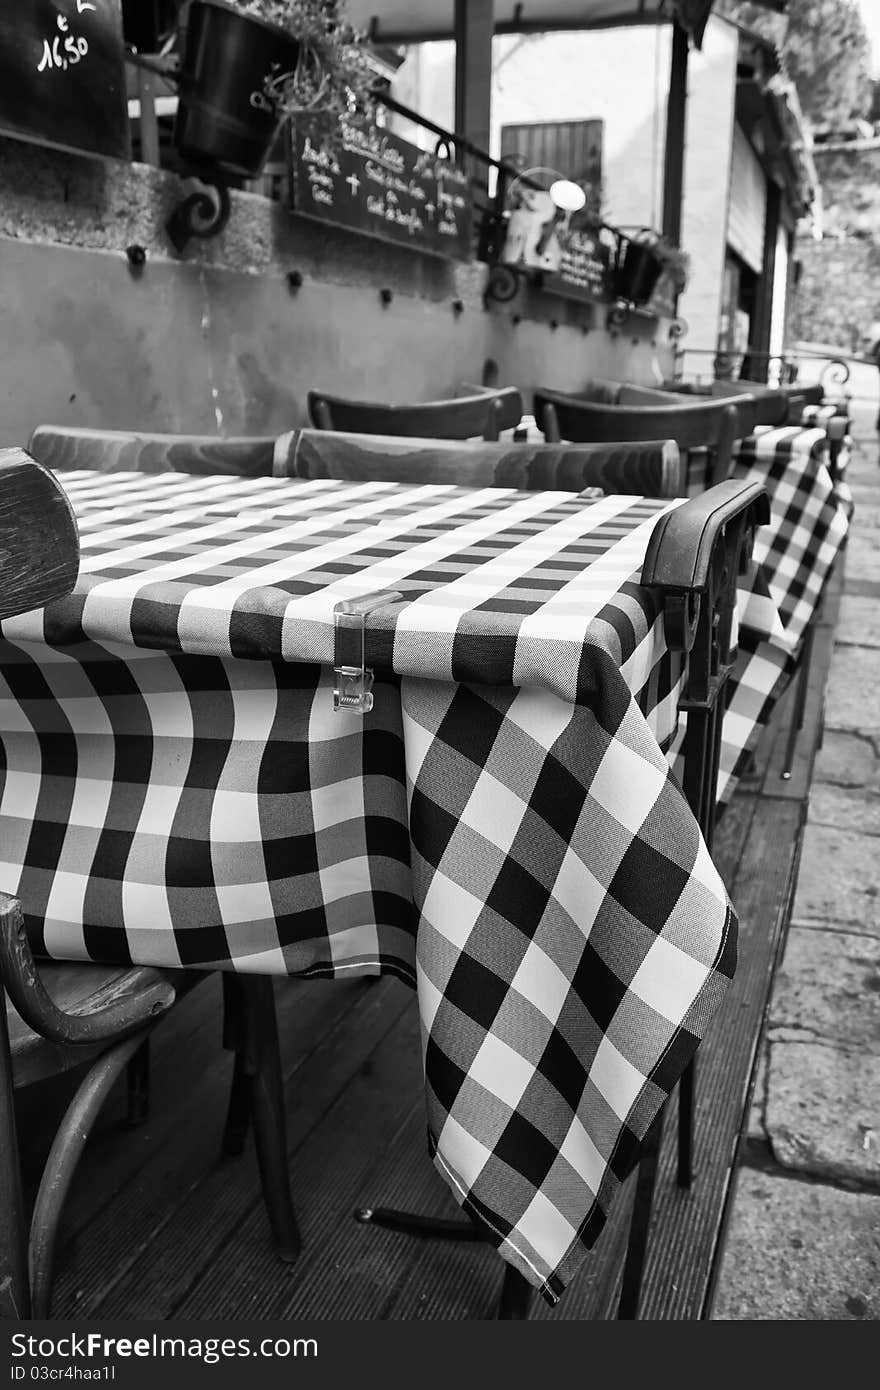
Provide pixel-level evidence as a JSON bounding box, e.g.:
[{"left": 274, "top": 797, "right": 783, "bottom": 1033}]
[
  {"left": 0, "top": 1, "right": 129, "bottom": 161},
  {"left": 545, "top": 224, "right": 611, "bottom": 302},
  {"left": 0, "top": 0, "right": 128, "bottom": 159},
  {"left": 289, "top": 118, "right": 473, "bottom": 260}
]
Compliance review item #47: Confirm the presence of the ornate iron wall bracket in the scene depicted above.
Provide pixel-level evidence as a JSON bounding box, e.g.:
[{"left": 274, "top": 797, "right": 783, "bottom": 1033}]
[{"left": 165, "top": 178, "right": 232, "bottom": 255}]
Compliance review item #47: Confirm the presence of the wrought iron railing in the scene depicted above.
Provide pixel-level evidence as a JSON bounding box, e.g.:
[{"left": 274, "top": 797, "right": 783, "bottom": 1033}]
[{"left": 671, "top": 346, "right": 855, "bottom": 395}]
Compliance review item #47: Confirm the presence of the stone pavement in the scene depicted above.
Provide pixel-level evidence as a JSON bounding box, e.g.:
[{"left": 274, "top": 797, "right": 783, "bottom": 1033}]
[{"left": 711, "top": 405, "right": 880, "bottom": 1320}]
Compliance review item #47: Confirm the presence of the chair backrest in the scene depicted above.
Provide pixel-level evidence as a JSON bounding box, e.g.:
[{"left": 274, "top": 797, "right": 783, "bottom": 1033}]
[
  {"left": 533, "top": 386, "right": 751, "bottom": 488},
  {"left": 572, "top": 379, "right": 624, "bottom": 405},
  {"left": 663, "top": 377, "right": 820, "bottom": 427},
  {"left": 583, "top": 380, "right": 762, "bottom": 434},
  {"left": 306, "top": 389, "right": 521, "bottom": 441},
  {"left": 273, "top": 428, "right": 684, "bottom": 497},
  {"left": 0, "top": 447, "right": 79, "bottom": 621},
  {"left": 455, "top": 385, "right": 528, "bottom": 432},
  {"left": 26, "top": 427, "right": 276, "bottom": 477}
]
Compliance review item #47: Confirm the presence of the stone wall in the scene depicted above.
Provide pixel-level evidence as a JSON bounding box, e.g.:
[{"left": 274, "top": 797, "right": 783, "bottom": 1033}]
[{"left": 791, "top": 142, "right": 880, "bottom": 351}]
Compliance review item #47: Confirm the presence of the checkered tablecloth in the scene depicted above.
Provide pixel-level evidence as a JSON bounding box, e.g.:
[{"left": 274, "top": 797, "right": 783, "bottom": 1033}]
[
  {"left": 0, "top": 470, "right": 744, "bottom": 1302},
  {"left": 680, "top": 425, "right": 850, "bottom": 802}
]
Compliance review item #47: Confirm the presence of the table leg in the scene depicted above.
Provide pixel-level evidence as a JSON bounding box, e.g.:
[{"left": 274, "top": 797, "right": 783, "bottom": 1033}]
[
  {"left": 497, "top": 1266, "right": 533, "bottom": 1320},
  {"left": 782, "top": 623, "right": 815, "bottom": 781},
  {"left": 618, "top": 1107, "right": 665, "bottom": 1319}
]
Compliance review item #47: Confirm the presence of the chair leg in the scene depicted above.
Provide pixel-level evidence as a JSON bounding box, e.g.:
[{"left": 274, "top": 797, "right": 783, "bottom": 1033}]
[
  {"left": 222, "top": 1050, "right": 251, "bottom": 1157},
  {"left": 0, "top": 1007, "right": 30, "bottom": 1318},
  {"left": 225, "top": 975, "right": 301, "bottom": 1264},
  {"left": 125, "top": 1039, "right": 151, "bottom": 1126},
  {"left": 29, "top": 1031, "right": 148, "bottom": 1318},
  {"left": 782, "top": 624, "right": 815, "bottom": 781},
  {"left": 618, "top": 1107, "right": 665, "bottom": 1320},
  {"left": 221, "top": 973, "right": 250, "bottom": 1155},
  {"left": 497, "top": 1265, "right": 533, "bottom": 1320}
]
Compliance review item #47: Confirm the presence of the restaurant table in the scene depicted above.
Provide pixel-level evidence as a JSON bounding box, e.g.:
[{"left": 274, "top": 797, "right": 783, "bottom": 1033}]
[
  {"left": 678, "top": 423, "right": 851, "bottom": 803},
  {"left": 0, "top": 468, "right": 770, "bottom": 1304}
]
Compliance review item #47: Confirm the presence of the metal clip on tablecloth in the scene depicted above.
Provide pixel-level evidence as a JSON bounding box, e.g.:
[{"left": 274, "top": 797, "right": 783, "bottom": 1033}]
[{"left": 332, "top": 590, "right": 403, "bottom": 714}]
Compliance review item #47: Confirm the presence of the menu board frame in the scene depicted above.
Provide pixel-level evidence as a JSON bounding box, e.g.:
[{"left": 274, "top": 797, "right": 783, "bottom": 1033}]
[
  {"left": 0, "top": 0, "right": 129, "bottom": 162},
  {"left": 287, "top": 117, "right": 474, "bottom": 261}
]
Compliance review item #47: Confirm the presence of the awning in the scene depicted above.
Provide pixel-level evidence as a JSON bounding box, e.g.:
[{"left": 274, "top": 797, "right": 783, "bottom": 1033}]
[{"left": 349, "top": 1, "right": 787, "bottom": 45}]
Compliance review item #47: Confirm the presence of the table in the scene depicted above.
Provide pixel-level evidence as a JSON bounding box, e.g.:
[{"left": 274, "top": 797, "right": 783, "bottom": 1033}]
[
  {"left": 0, "top": 470, "right": 760, "bottom": 1303},
  {"left": 678, "top": 425, "right": 850, "bottom": 803}
]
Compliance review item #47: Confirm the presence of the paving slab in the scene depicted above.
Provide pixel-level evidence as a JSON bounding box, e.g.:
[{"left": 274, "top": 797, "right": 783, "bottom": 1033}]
[
  {"left": 834, "top": 594, "right": 880, "bottom": 649},
  {"left": 711, "top": 1170, "right": 880, "bottom": 1320},
  {"left": 821, "top": 646, "right": 880, "bottom": 740},
  {"left": 790, "top": 824, "right": 880, "bottom": 932},
  {"left": 812, "top": 730, "right": 880, "bottom": 790},
  {"left": 770, "top": 927, "right": 880, "bottom": 1047},
  {"left": 764, "top": 1038, "right": 880, "bottom": 1186},
  {"left": 839, "top": 502, "right": 880, "bottom": 532},
  {"left": 808, "top": 782, "right": 880, "bottom": 835},
  {"left": 837, "top": 532, "right": 880, "bottom": 585}
]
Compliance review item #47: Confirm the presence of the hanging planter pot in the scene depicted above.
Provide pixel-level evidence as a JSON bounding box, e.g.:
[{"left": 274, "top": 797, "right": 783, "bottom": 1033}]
[
  {"left": 174, "top": 1, "right": 301, "bottom": 178},
  {"left": 614, "top": 237, "right": 664, "bottom": 306}
]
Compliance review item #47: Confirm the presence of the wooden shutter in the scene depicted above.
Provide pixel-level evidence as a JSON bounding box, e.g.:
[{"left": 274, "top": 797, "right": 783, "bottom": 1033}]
[
  {"left": 727, "top": 123, "right": 766, "bottom": 274},
  {"left": 500, "top": 119, "right": 603, "bottom": 213}
]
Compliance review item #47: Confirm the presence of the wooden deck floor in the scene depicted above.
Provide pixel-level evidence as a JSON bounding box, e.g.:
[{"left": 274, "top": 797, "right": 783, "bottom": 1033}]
[{"left": 16, "top": 569, "right": 840, "bottom": 1321}]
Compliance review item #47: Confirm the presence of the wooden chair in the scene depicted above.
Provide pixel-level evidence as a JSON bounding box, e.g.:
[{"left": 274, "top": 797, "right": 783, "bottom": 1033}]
[
  {"left": 0, "top": 447, "right": 298, "bottom": 1318},
  {"left": 26, "top": 427, "right": 277, "bottom": 477},
  {"left": 306, "top": 389, "right": 523, "bottom": 441},
  {"left": 0, "top": 446, "right": 170, "bottom": 1318},
  {"left": 534, "top": 386, "right": 754, "bottom": 489},
  {"left": 274, "top": 428, "right": 684, "bottom": 496}
]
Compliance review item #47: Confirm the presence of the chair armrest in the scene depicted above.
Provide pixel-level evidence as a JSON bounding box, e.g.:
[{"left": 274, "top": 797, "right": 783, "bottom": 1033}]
[
  {"left": 0, "top": 893, "right": 175, "bottom": 1045},
  {"left": 642, "top": 479, "right": 769, "bottom": 597},
  {"left": 641, "top": 480, "right": 770, "bottom": 707}
]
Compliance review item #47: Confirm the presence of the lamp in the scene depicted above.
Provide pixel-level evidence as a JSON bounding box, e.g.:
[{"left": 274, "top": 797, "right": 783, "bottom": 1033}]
[{"left": 548, "top": 179, "right": 587, "bottom": 213}]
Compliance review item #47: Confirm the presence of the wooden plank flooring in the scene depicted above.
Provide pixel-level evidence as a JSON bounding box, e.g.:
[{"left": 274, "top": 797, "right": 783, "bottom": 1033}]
[{"left": 16, "top": 570, "right": 839, "bottom": 1321}]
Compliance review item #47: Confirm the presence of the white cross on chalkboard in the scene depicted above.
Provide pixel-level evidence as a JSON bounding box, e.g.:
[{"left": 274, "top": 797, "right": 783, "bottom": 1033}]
[{"left": 346, "top": 173, "right": 360, "bottom": 196}]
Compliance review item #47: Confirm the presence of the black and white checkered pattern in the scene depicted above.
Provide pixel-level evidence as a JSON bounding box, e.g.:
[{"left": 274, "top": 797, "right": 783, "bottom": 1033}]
[
  {"left": 689, "top": 426, "right": 849, "bottom": 801},
  {"left": 0, "top": 471, "right": 744, "bottom": 1302}
]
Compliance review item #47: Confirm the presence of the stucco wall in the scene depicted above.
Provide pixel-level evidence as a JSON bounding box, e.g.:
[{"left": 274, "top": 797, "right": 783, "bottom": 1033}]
[
  {"left": 394, "top": 28, "right": 672, "bottom": 230},
  {"left": 0, "top": 131, "right": 671, "bottom": 447},
  {"left": 677, "top": 18, "right": 739, "bottom": 359}
]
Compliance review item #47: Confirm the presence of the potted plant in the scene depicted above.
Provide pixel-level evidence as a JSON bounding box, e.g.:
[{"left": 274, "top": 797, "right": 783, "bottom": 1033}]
[
  {"left": 173, "top": 0, "right": 377, "bottom": 179},
  {"left": 614, "top": 228, "right": 690, "bottom": 305},
  {"left": 652, "top": 235, "right": 690, "bottom": 296}
]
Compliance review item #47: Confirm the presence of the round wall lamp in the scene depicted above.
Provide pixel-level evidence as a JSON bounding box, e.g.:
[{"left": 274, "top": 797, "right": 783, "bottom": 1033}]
[{"left": 548, "top": 179, "right": 587, "bottom": 214}]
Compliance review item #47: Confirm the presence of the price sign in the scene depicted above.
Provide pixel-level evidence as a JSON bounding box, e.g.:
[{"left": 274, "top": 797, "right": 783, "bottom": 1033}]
[{"left": 0, "top": 0, "right": 129, "bottom": 161}]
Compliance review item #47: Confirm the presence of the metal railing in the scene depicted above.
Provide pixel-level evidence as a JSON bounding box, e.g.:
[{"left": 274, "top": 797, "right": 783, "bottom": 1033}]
[{"left": 672, "top": 346, "right": 855, "bottom": 395}]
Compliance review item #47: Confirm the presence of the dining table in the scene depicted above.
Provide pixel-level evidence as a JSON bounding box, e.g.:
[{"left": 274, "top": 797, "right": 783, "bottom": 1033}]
[
  {"left": 0, "top": 464, "right": 772, "bottom": 1304},
  {"left": 679, "top": 421, "right": 851, "bottom": 802}
]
